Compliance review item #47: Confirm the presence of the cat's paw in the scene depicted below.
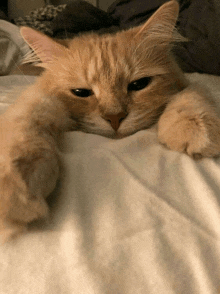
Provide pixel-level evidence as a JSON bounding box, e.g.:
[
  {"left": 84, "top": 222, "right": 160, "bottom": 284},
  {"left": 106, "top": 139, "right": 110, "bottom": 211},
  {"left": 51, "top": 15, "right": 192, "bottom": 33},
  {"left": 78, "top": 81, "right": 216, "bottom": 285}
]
[
  {"left": 157, "top": 106, "right": 220, "bottom": 158},
  {"left": 0, "top": 164, "right": 49, "bottom": 242},
  {"left": 0, "top": 146, "right": 59, "bottom": 242}
]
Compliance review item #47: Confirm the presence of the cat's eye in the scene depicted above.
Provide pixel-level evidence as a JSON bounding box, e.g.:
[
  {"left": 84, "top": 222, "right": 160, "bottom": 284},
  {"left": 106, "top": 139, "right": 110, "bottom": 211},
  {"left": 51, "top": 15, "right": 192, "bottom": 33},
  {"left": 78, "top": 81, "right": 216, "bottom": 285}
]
[
  {"left": 127, "top": 77, "right": 152, "bottom": 92},
  {"left": 71, "top": 88, "right": 93, "bottom": 97}
]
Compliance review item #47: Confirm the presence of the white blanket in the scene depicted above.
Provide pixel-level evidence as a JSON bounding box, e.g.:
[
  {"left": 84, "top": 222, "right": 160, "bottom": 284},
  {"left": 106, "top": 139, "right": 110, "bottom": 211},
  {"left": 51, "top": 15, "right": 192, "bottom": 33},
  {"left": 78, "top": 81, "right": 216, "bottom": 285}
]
[{"left": 0, "top": 73, "right": 220, "bottom": 294}]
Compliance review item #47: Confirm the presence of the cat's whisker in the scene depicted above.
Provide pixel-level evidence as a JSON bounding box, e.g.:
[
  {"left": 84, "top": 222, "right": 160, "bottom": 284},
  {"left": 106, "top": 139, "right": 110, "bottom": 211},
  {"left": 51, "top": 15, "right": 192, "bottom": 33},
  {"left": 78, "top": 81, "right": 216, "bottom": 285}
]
[{"left": 22, "top": 50, "right": 41, "bottom": 65}]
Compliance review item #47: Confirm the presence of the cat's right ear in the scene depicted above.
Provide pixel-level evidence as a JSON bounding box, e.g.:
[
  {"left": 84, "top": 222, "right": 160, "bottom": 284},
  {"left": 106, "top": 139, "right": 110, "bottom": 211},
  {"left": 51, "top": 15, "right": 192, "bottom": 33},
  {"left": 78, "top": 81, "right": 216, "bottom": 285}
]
[{"left": 20, "top": 27, "right": 66, "bottom": 67}]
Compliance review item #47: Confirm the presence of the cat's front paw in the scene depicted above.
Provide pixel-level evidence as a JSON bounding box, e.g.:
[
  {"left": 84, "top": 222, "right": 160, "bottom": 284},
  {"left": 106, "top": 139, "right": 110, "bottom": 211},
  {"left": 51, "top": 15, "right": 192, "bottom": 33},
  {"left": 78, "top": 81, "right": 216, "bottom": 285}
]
[
  {"left": 0, "top": 145, "right": 59, "bottom": 242},
  {"left": 157, "top": 106, "right": 220, "bottom": 158}
]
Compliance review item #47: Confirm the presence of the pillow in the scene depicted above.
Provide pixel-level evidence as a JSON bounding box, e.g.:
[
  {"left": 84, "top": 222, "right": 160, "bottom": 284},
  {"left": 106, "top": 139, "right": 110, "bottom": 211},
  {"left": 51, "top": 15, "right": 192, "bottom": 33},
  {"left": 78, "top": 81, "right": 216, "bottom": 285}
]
[{"left": 0, "top": 20, "right": 30, "bottom": 75}]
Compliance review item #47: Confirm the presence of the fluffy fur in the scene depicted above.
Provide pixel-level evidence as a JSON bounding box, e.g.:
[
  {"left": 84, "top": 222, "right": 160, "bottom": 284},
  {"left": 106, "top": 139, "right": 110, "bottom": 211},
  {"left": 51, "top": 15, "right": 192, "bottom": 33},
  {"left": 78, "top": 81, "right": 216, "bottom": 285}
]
[{"left": 1, "top": 1, "right": 220, "bottom": 241}]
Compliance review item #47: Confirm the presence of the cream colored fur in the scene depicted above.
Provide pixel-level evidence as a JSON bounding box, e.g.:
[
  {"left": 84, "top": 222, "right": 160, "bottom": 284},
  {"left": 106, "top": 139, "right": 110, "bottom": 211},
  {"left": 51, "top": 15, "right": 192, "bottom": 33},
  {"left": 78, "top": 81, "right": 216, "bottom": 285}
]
[
  {"left": 158, "top": 85, "right": 220, "bottom": 158},
  {"left": 1, "top": 1, "right": 220, "bottom": 241},
  {"left": 0, "top": 86, "right": 72, "bottom": 242}
]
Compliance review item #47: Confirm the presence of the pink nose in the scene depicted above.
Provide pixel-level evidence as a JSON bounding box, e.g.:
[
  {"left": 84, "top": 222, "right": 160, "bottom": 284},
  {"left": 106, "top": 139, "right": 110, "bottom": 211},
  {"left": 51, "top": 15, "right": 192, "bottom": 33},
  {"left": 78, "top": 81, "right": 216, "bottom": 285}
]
[{"left": 103, "top": 112, "right": 127, "bottom": 131}]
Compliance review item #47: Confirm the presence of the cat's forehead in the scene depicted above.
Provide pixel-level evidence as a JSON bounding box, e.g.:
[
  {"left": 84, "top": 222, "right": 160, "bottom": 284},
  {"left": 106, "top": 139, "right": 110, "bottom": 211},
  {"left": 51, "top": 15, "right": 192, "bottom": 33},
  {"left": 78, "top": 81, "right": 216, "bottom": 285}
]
[
  {"left": 68, "top": 34, "right": 132, "bottom": 84},
  {"left": 67, "top": 33, "right": 169, "bottom": 85}
]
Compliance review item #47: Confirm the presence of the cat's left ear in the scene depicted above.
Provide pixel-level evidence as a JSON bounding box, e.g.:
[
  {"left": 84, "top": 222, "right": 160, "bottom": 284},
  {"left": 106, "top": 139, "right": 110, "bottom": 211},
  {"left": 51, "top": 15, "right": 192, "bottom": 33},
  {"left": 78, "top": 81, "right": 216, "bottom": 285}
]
[
  {"left": 130, "top": 1, "right": 185, "bottom": 45},
  {"left": 20, "top": 27, "right": 67, "bottom": 67}
]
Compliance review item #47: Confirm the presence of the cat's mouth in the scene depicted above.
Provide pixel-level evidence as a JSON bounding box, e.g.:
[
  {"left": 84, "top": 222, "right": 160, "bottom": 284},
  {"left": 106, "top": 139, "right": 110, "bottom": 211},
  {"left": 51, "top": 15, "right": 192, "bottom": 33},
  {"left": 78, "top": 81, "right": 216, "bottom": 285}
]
[
  {"left": 98, "top": 129, "right": 141, "bottom": 139},
  {"left": 70, "top": 114, "right": 158, "bottom": 139},
  {"left": 72, "top": 120, "right": 156, "bottom": 139}
]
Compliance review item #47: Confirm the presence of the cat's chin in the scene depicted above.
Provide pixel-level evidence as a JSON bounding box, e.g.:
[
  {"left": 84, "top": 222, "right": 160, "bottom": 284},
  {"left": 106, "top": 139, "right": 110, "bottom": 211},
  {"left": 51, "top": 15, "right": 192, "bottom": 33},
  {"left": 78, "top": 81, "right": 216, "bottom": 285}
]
[
  {"left": 80, "top": 128, "right": 117, "bottom": 139},
  {"left": 94, "top": 129, "right": 136, "bottom": 139},
  {"left": 79, "top": 129, "right": 132, "bottom": 139},
  {"left": 102, "top": 129, "right": 140, "bottom": 139},
  {"left": 77, "top": 126, "right": 145, "bottom": 139},
  {"left": 91, "top": 128, "right": 141, "bottom": 139}
]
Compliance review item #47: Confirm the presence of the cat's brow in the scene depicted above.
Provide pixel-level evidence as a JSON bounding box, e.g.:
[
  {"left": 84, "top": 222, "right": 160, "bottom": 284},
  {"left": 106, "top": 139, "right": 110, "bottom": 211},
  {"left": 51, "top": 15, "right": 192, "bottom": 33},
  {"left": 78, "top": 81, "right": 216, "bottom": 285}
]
[
  {"left": 132, "top": 67, "right": 169, "bottom": 80},
  {"left": 146, "top": 67, "right": 169, "bottom": 76}
]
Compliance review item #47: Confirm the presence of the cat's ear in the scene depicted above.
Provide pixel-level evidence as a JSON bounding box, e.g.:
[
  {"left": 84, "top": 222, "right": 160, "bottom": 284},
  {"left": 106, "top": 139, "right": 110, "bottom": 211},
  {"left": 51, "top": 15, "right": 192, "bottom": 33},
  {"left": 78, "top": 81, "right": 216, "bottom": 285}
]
[
  {"left": 20, "top": 27, "right": 67, "bottom": 67},
  {"left": 130, "top": 1, "right": 185, "bottom": 45}
]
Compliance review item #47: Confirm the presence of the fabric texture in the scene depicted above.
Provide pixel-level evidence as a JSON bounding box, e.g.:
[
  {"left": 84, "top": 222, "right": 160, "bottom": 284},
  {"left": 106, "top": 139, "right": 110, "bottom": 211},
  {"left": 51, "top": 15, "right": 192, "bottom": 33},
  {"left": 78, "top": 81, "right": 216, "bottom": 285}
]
[
  {"left": 175, "top": 0, "right": 220, "bottom": 74},
  {"left": 50, "top": 0, "right": 119, "bottom": 38},
  {"left": 0, "top": 0, "right": 8, "bottom": 20},
  {"left": 0, "top": 20, "right": 30, "bottom": 75},
  {"left": 13, "top": 1, "right": 118, "bottom": 39},
  {"left": 1, "top": 73, "right": 220, "bottom": 294},
  {"left": 14, "top": 4, "right": 67, "bottom": 36}
]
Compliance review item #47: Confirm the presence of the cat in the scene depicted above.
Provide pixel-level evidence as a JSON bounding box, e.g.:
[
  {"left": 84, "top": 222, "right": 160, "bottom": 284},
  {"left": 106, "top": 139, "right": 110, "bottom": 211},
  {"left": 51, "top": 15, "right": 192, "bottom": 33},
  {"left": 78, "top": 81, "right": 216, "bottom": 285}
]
[{"left": 1, "top": 0, "right": 220, "bottom": 242}]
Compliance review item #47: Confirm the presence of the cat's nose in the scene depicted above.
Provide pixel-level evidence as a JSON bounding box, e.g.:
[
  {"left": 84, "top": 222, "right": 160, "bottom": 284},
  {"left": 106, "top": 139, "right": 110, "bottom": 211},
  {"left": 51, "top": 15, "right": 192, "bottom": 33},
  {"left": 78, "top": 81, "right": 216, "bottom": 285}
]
[{"left": 103, "top": 112, "right": 127, "bottom": 131}]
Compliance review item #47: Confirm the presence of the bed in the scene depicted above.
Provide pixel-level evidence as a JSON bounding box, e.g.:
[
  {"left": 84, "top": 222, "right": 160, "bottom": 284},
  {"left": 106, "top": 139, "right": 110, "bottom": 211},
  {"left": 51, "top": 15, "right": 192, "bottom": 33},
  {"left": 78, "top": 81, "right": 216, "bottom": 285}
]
[{"left": 1, "top": 2, "right": 220, "bottom": 294}]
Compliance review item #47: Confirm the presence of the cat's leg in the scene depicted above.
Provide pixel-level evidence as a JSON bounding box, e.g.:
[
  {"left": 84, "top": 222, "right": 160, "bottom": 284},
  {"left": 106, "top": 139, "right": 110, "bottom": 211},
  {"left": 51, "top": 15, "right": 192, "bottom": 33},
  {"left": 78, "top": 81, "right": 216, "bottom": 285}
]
[
  {"left": 157, "top": 85, "right": 220, "bottom": 158},
  {"left": 0, "top": 139, "right": 59, "bottom": 242}
]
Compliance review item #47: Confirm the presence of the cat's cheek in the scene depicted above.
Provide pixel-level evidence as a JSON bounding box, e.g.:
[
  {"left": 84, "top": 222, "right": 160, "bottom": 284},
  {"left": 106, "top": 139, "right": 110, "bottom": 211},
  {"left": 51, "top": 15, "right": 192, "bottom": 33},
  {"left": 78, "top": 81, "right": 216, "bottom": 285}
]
[{"left": 57, "top": 93, "right": 98, "bottom": 117}]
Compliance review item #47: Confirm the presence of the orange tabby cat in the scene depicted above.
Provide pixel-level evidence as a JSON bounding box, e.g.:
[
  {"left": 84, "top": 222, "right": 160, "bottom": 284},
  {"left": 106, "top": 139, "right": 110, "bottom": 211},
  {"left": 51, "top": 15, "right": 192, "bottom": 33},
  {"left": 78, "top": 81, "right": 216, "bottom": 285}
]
[{"left": 1, "top": 0, "right": 220, "bottom": 241}]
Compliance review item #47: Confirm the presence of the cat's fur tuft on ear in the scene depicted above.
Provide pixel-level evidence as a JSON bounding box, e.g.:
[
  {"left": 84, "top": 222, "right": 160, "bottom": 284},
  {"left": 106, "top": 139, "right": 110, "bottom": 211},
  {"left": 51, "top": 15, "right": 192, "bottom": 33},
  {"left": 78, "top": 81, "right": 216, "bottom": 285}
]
[{"left": 20, "top": 27, "right": 67, "bottom": 67}]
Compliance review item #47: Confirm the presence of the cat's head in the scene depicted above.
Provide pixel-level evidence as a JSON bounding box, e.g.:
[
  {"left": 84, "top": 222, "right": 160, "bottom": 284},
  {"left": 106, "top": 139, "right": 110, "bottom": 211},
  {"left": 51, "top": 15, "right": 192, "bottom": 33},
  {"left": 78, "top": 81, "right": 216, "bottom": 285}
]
[{"left": 20, "top": 0, "right": 187, "bottom": 138}]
